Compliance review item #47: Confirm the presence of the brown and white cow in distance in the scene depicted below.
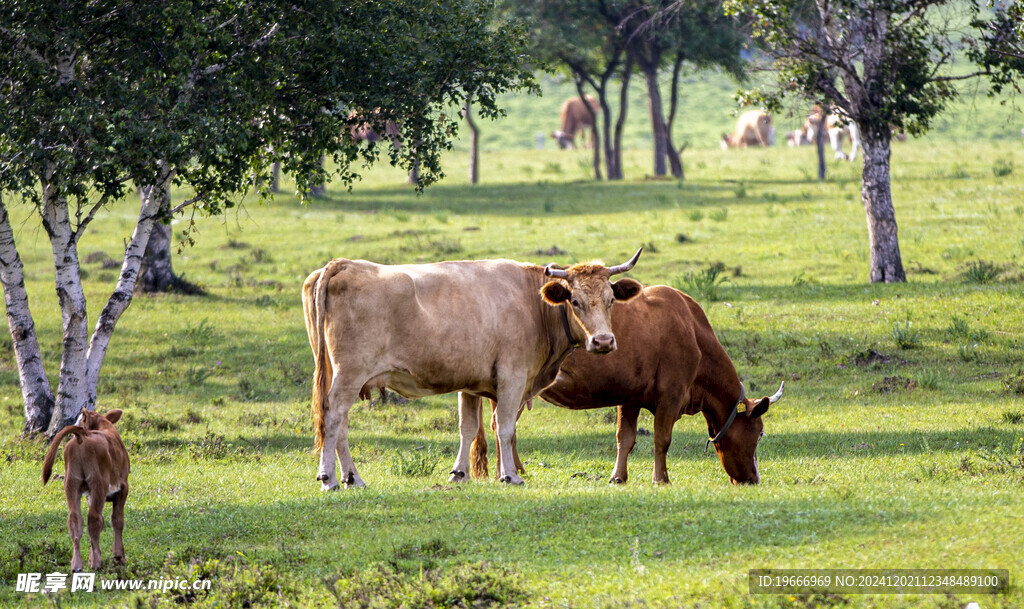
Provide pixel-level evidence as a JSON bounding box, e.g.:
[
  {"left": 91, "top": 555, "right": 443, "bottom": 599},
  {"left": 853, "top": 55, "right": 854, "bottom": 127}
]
[
  {"left": 722, "top": 110, "right": 774, "bottom": 148},
  {"left": 787, "top": 105, "right": 906, "bottom": 161},
  {"left": 551, "top": 95, "right": 600, "bottom": 150},
  {"left": 302, "top": 250, "right": 643, "bottom": 489},
  {"left": 473, "top": 285, "right": 783, "bottom": 485}
]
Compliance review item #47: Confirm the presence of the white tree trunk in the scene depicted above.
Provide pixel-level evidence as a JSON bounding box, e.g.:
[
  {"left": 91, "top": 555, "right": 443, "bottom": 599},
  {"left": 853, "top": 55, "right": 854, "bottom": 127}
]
[
  {"left": 84, "top": 164, "right": 169, "bottom": 408},
  {"left": 0, "top": 194, "right": 55, "bottom": 434},
  {"left": 40, "top": 170, "right": 92, "bottom": 436}
]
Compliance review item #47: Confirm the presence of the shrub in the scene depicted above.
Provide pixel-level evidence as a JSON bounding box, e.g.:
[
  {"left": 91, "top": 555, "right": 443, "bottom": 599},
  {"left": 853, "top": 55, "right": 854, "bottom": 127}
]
[
  {"left": 957, "top": 260, "right": 1001, "bottom": 283},
  {"left": 992, "top": 158, "right": 1014, "bottom": 178},
  {"left": 326, "top": 562, "right": 528, "bottom": 609},
  {"left": 709, "top": 207, "right": 729, "bottom": 222},
  {"left": 890, "top": 320, "right": 920, "bottom": 350},
  {"left": 674, "top": 265, "right": 729, "bottom": 303}
]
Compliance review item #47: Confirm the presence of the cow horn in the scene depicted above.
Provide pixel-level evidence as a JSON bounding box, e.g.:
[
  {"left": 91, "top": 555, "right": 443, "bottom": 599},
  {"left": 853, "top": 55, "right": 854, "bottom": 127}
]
[
  {"left": 544, "top": 264, "right": 569, "bottom": 279},
  {"left": 768, "top": 381, "right": 785, "bottom": 404},
  {"left": 608, "top": 248, "right": 643, "bottom": 275}
]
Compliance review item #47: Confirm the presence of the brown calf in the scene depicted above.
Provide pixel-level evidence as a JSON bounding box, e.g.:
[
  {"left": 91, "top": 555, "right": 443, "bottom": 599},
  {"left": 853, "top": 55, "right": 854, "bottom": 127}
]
[{"left": 42, "top": 409, "right": 129, "bottom": 572}]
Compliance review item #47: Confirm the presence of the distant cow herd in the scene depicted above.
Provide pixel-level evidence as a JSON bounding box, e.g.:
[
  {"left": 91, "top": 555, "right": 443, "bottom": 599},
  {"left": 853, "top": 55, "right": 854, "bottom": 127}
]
[{"left": 547, "top": 95, "right": 913, "bottom": 160}]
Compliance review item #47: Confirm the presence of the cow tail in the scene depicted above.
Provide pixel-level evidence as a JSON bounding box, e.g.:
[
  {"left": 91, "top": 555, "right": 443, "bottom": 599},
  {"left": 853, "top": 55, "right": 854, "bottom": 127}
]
[
  {"left": 42, "top": 426, "right": 85, "bottom": 485},
  {"left": 470, "top": 400, "right": 489, "bottom": 479},
  {"left": 310, "top": 260, "right": 343, "bottom": 454}
]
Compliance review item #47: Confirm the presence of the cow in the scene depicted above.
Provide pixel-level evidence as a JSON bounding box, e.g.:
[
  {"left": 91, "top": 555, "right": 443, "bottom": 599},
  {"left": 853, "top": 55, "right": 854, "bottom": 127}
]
[
  {"left": 348, "top": 109, "right": 400, "bottom": 143},
  {"left": 42, "top": 409, "right": 130, "bottom": 572},
  {"left": 551, "top": 95, "right": 600, "bottom": 150},
  {"left": 721, "top": 110, "right": 775, "bottom": 148},
  {"left": 788, "top": 106, "right": 905, "bottom": 161},
  {"left": 302, "top": 249, "right": 644, "bottom": 489},
  {"left": 471, "top": 285, "right": 784, "bottom": 485}
]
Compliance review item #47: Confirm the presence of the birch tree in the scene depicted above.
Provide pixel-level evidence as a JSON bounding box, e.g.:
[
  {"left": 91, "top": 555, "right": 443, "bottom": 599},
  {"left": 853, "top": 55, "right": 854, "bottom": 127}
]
[{"left": 0, "top": 0, "right": 532, "bottom": 436}]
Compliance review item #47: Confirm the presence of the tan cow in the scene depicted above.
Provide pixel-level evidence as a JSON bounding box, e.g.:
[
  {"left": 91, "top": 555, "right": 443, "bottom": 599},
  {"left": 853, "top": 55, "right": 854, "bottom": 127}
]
[
  {"left": 302, "top": 250, "right": 643, "bottom": 489},
  {"left": 472, "top": 285, "right": 784, "bottom": 485},
  {"left": 551, "top": 95, "right": 600, "bottom": 149},
  {"left": 721, "top": 110, "right": 774, "bottom": 148},
  {"left": 42, "top": 409, "right": 130, "bottom": 572}
]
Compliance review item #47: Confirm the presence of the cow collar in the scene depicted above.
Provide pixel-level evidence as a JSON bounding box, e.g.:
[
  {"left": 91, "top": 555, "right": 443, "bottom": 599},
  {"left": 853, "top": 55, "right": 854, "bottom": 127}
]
[
  {"left": 560, "top": 305, "right": 581, "bottom": 356},
  {"left": 705, "top": 383, "right": 745, "bottom": 453}
]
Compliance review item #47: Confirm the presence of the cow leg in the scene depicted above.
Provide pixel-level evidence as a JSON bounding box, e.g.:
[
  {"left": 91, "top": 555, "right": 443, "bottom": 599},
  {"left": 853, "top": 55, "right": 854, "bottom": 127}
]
[
  {"left": 652, "top": 406, "right": 679, "bottom": 484},
  {"left": 111, "top": 483, "right": 127, "bottom": 564},
  {"left": 847, "top": 123, "right": 860, "bottom": 161},
  {"left": 450, "top": 392, "right": 481, "bottom": 482},
  {"left": 66, "top": 481, "right": 84, "bottom": 572},
  {"left": 494, "top": 379, "right": 527, "bottom": 485},
  {"left": 610, "top": 405, "right": 641, "bottom": 484},
  {"left": 491, "top": 401, "right": 526, "bottom": 478},
  {"left": 319, "top": 376, "right": 363, "bottom": 490},
  {"left": 85, "top": 477, "right": 106, "bottom": 570}
]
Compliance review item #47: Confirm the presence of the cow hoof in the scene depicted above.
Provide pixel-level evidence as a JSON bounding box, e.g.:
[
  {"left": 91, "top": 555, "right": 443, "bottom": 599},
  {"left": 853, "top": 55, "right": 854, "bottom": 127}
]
[
  {"left": 609, "top": 477, "right": 626, "bottom": 485},
  {"left": 321, "top": 481, "right": 340, "bottom": 491},
  {"left": 72, "top": 568, "right": 82, "bottom": 574},
  {"left": 449, "top": 470, "right": 467, "bottom": 483},
  {"left": 499, "top": 475, "right": 524, "bottom": 486},
  {"left": 343, "top": 473, "right": 366, "bottom": 489}
]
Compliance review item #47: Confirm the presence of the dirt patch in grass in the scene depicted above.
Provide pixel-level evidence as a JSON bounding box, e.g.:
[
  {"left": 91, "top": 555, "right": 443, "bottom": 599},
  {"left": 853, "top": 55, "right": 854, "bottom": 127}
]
[{"left": 872, "top": 376, "right": 917, "bottom": 393}]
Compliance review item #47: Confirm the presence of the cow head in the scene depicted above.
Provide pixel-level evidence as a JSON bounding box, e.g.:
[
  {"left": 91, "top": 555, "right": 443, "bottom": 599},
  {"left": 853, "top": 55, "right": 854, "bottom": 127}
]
[
  {"left": 540, "top": 249, "right": 643, "bottom": 354},
  {"left": 709, "top": 383, "right": 783, "bottom": 484},
  {"left": 73, "top": 409, "right": 123, "bottom": 432},
  {"left": 551, "top": 131, "right": 574, "bottom": 150}
]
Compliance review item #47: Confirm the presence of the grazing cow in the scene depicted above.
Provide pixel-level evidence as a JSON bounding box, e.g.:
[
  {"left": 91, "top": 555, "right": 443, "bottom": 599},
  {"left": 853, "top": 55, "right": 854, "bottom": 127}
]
[
  {"left": 42, "top": 409, "right": 129, "bottom": 572},
  {"left": 721, "top": 110, "right": 775, "bottom": 148},
  {"left": 551, "top": 95, "right": 600, "bottom": 150},
  {"left": 472, "top": 286, "right": 784, "bottom": 485},
  {"left": 788, "top": 106, "right": 905, "bottom": 161},
  {"left": 302, "top": 250, "right": 644, "bottom": 489}
]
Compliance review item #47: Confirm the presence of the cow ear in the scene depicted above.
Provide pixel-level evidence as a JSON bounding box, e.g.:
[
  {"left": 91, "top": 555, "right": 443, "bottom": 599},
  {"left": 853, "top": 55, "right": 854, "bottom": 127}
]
[
  {"left": 541, "top": 281, "right": 571, "bottom": 305},
  {"left": 747, "top": 398, "right": 770, "bottom": 419},
  {"left": 611, "top": 278, "right": 642, "bottom": 302},
  {"left": 104, "top": 409, "right": 123, "bottom": 424}
]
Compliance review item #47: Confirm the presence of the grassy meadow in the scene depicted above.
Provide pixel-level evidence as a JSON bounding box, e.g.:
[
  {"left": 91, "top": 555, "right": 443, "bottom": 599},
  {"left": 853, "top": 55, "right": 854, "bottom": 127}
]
[{"left": 1, "top": 83, "right": 1024, "bottom": 609}]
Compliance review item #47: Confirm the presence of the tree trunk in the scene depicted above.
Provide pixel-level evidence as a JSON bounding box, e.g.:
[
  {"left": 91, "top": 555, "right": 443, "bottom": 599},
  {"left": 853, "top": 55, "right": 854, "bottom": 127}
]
[
  {"left": 613, "top": 57, "right": 633, "bottom": 181},
  {"left": 310, "top": 156, "right": 326, "bottom": 197},
  {"left": 84, "top": 165, "right": 168, "bottom": 409},
  {"left": 40, "top": 170, "right": 92, "bottom": 437},
  {"left": 664, "top": 54, "right": 685, "bottom": 180},
  {"left": 642, "top": 63, "right": 668, "bottom": 177},
  {"left": 859, "top": 128, "right": 906, "bottom": 283},
  {"left": 464, "top": 96, "right": 479, "bottom": 184},
  {"left": 816, "top": 106, "right": 828, "bottom": 181},
  {"left": 573, "top": 76, "right": 602, "bottom": 181},
  {"left": 0, "top": 194, "right": 55, "bottom": 435},
  {"left": 270, "top": 161, "right": 280, "bottom": 193}
]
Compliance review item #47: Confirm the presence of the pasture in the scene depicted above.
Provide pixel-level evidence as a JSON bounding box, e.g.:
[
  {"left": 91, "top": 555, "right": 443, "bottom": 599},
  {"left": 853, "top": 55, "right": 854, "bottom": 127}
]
[{"left": 1, "top": 123, "right": 1023, "bottom": 606}]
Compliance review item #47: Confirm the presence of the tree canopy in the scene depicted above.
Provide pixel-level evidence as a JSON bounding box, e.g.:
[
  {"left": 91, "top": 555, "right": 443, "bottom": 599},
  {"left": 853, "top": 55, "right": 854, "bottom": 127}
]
[{"left": 0, "top": 0, "right": 534, "bottom": 435}]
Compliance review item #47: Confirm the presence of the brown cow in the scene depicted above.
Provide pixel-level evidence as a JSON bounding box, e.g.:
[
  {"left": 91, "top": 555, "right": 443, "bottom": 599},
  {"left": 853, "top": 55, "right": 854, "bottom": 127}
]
[
  {"left": 551, "top": 95, "right": 600, "bottom": 150},
  {"left": 302, "top": 250, "right": 643, "bottom": 489},
  {"left": 42, "top": 409, "right": 129, "bottom": 572},
  {"left": 348, "top": 109, "right": 399, "bottom": 143},
  {"left": 722, "top": 110, "right": 774, "bottom": 148},
  {"left": 472, "top": 285, "right": 784, "bottom": 485}
]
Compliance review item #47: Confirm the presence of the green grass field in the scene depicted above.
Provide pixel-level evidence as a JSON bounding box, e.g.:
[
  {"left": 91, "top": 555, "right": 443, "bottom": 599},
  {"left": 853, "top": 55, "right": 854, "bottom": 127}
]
[{"left": 1, "top": 86, "right": 1024, "bottom": 608}]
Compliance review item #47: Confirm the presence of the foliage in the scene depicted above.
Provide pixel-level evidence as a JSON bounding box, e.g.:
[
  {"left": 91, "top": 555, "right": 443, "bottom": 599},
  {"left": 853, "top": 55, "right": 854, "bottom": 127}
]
[{"left": 326, "top": 562, "right": 528, "bottom": 609}]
